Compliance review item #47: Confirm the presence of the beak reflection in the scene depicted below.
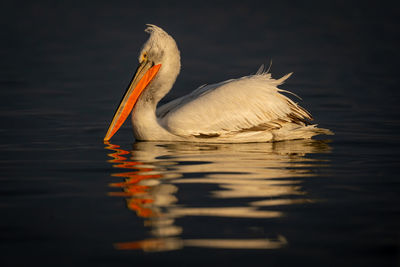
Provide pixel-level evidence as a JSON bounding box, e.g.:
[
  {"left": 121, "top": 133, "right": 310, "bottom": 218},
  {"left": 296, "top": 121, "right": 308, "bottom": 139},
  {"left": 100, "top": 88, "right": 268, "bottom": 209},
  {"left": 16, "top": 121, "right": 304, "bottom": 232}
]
[{"left": 105, "top": 140, "right": 331, "bottom": 252}]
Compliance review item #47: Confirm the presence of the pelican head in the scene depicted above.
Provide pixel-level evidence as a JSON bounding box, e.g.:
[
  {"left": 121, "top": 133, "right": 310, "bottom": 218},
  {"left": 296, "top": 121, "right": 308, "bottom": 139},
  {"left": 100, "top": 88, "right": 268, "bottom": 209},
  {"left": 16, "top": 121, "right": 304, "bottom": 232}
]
[
  {"left": 104, "top": 24, "right": 181, "bottom": 141},
  {"left": 140, "top": 24, "right": 181, "bottom": 69}
]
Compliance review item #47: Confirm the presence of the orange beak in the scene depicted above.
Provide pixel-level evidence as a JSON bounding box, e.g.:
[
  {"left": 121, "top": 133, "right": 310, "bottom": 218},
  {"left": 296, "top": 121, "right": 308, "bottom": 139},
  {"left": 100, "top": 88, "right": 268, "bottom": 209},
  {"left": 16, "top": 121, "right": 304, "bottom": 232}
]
[{"left": 104, "top": 61, "right": 161, "bottom": 141}]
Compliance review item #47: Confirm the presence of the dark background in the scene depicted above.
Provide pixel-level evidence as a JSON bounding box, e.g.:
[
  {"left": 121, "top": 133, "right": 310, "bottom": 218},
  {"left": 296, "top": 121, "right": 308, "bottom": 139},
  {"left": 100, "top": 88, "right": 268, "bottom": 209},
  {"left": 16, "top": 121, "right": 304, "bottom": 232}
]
[
  {"left": 2, "top": 0, "right": 399, "bottom": 139},
  {"left": 1, "top": 1, "right": 400, "bottom": 266}
]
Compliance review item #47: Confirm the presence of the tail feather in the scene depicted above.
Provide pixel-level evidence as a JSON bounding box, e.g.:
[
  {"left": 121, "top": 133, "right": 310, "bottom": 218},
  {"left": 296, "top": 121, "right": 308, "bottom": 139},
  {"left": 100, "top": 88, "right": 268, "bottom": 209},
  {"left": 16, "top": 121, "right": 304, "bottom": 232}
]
[{"left": 272, "top": 124, "right": 333, "bottom": 141}]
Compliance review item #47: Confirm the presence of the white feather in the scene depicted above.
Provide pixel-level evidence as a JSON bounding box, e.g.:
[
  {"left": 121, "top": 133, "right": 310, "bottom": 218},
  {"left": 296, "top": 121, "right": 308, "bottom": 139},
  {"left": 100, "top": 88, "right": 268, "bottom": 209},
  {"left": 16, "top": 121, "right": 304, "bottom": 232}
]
[{"left": 159, "top": 72, "right": 302, "bottom": 135}]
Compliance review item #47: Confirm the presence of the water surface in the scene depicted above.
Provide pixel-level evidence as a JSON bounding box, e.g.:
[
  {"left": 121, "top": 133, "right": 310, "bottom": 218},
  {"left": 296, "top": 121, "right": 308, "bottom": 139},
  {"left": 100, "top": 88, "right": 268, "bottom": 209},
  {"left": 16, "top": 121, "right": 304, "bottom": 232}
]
[{"left": 105, "top": 140, "right": 331, "bottom": 252}]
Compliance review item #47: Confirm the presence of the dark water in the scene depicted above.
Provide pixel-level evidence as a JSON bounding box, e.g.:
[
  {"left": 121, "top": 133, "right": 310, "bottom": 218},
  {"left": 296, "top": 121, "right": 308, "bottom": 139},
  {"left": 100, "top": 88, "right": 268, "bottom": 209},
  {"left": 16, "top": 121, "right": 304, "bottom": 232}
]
[{"left": 2, "top": 1, "right": 400, "bottom": 266}]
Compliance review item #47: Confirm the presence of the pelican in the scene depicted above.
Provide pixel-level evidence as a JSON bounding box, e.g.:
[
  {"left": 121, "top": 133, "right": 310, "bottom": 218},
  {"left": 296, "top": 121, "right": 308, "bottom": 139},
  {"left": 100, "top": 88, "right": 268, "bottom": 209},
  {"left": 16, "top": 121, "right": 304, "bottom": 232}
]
[{"left": 104, "top": 24, "right": 332, "bottom": 143}]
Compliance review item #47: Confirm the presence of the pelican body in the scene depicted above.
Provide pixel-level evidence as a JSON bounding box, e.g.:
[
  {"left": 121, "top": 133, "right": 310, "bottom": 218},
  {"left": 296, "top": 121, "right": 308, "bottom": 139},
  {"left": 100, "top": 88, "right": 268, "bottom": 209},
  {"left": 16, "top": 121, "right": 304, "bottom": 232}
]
[{"left": 104, "top": 25, "right": 332, "bottom": 143}]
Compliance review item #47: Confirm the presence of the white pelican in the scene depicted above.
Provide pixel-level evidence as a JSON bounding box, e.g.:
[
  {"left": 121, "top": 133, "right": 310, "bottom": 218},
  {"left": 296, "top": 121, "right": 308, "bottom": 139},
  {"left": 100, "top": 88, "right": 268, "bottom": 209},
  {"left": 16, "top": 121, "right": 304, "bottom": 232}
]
[{"left": 104, "top": 24, "right": 332, "bottom": 143}]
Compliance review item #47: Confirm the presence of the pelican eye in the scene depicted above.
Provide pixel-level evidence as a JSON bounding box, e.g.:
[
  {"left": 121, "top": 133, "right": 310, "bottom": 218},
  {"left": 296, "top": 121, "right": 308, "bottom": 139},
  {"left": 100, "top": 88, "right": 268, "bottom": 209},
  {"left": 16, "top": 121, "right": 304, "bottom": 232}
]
[{"left": 141, "top": 52, "right": 148, "bottom": 62}]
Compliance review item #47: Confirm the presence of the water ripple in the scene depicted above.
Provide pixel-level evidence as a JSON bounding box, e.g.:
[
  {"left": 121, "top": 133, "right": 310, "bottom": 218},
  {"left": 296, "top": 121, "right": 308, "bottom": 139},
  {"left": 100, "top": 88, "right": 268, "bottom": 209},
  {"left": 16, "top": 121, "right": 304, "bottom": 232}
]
[{"left": 105, "top": 140, "right": 331, "bottom": 252}]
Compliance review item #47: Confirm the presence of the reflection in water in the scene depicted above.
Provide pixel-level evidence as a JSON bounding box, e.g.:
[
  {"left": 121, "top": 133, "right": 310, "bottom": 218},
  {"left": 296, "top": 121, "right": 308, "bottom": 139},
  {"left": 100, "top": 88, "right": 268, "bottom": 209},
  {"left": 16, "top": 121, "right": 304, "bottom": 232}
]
[{"left": 105, "top": 140, "right": 331, "bottom": 252}]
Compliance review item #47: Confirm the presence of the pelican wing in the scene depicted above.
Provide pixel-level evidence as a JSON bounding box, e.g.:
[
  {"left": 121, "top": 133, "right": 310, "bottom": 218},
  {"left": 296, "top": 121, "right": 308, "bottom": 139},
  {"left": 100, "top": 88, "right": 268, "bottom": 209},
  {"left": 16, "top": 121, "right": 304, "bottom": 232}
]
[{"left": 158, "top": 72, "right": 312, "bottom": 137}]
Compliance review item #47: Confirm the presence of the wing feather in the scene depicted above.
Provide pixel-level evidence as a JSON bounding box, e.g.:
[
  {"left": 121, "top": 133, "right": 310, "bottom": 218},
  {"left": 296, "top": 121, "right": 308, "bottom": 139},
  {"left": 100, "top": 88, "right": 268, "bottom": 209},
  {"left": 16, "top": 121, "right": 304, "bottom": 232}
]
[{"left": 158, "top": 71, "right": 312, "bottom": 137}]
